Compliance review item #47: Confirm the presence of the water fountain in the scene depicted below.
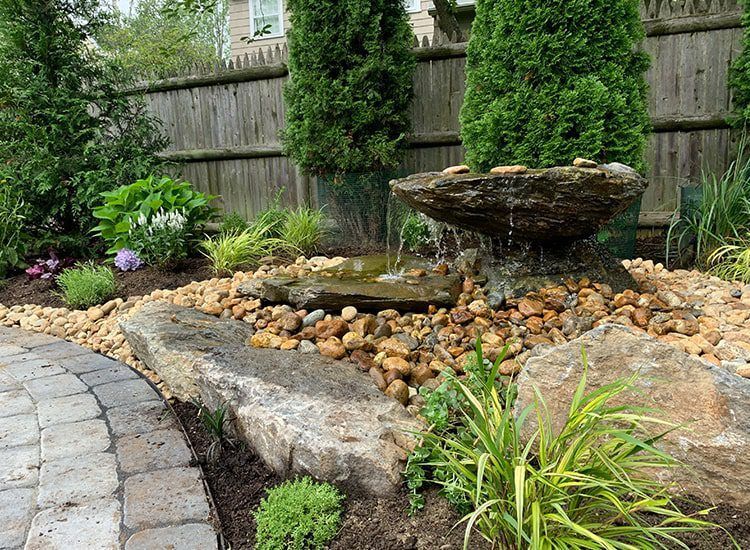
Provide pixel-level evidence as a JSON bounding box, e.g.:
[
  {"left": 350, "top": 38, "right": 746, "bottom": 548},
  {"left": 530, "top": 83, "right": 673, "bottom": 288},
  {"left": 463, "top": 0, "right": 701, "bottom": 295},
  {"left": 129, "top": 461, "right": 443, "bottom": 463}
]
[{"left": 390, "top": 163, "right": 647, "bottom": 304}]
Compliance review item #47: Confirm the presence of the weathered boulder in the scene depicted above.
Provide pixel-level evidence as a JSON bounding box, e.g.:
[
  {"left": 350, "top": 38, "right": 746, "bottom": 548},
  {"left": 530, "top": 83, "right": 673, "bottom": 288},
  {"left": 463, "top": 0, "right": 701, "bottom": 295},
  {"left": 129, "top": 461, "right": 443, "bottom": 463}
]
[
  {"left": 238, "top": 256, "right": 461, "bottom": 312},
  {"left": 120, "top": 302, "right": 422, "bottom": 495},
  {"left": 390, "top": 165, "right": 647, "bottom": 241},
  {"left": 516, "top": 325, "right": 750, "bottom": 508}
]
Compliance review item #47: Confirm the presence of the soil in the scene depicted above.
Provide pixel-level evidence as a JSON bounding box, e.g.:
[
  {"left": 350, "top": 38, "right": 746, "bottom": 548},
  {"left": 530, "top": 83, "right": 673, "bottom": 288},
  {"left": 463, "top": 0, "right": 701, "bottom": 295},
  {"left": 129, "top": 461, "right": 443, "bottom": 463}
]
[
  {"left": 172, "top": 402, "right": 489, "bottom": 550},
  {"left": 0, "top": 257, "right": 214, "bottom": 308},
  {"left": 172, "top": 402, "right": 750, "bottom": 550}
]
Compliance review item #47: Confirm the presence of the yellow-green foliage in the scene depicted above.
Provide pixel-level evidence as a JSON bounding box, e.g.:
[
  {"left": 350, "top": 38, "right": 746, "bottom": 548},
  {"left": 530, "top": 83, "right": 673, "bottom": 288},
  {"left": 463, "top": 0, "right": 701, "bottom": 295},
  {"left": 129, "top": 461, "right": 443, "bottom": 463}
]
[
  {"left": 254, "top": 477, "right": 344, "bottom": 550},
  {"left": 200, "top": 219, "right": 291, "bottom": 275},
  {"left": 56, "top": 263, "right": 116, "bottom": 309},
  {"left": 280, "top": 207, "right": 326, "bottom": 255}
]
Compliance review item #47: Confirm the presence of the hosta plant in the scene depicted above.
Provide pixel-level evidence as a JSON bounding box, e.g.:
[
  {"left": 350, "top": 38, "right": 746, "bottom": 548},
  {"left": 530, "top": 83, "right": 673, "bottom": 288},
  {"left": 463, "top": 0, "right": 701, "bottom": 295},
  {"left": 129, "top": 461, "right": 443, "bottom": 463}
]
[
  {"left": 92, "top": 175, "right": 217, "bottom": 253},
  {"left": 406, "top": 340, "right": 720, "bottom": 549}
]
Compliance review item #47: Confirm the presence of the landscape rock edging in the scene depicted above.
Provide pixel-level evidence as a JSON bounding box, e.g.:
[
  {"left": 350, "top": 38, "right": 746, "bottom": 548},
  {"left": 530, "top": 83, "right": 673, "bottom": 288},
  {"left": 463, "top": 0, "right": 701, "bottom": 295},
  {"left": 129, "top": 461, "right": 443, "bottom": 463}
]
[
  {"left": 120, "top": 302, "right": 422, "bottom": 495},
  {"left": 516, "top": 324, "right": 750, "bottom": 509}
]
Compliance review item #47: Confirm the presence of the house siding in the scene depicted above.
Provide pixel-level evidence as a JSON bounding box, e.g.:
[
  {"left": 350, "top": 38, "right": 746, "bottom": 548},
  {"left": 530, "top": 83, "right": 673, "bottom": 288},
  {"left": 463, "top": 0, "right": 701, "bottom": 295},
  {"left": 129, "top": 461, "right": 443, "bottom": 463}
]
[{"left": 229, "top": 0, "right": 437, "bottom": 58}]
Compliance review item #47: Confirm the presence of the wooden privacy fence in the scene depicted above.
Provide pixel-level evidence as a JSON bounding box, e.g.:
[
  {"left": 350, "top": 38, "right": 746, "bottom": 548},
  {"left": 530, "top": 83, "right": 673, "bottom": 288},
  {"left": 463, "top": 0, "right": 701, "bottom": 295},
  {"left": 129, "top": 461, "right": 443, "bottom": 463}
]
[{"left": 132, "top": 0, "right": 745, "bottom": 225}]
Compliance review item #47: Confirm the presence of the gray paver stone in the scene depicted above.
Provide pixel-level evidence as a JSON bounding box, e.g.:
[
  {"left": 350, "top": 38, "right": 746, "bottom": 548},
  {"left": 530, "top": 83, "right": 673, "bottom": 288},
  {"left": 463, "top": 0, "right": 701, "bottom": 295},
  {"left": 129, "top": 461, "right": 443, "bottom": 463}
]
[
  {"left": 0, "top": 414, "right": 39, "bottom": 449},
  {"left": 0, "top": 445, "right": 39, "bottom": 490},
  {"left": 124, "top": 467, "right": 210, "bottom": 530},
  {"left": 25, "top": 498, "right": 121, "bottom": 550},
  {"left": 41, "top": 419, "right": 110, "bottom": 461},
  {"left": 125, "top": 523, "right": 218, "bottom": 550},
  {"left": 37, "top": 393, "right": 101, "bottom": 428},
  {"left": 0, "top": 488, "right": 34, "bottom": 548},
  {"left": 0, "top": 373, "right": 21, "bottom": 392},
  {"left": 24, "top": 373, "right": 87, "bottom": 401},
  {"left": 38, "top": 452, "right": 118, "bottom": 508},
  {"left": 116, "top": 429, "right": 192, "bottom": 475},
  {"left": 0, "top": 344, "right": 28, "bottom": 360},
  {"left": 92, "top": 378, "right": 159, "bottom": 408},
  {"left": 0, "top": 358, "right": 66, "bottom": 382},
  {"left": 0, "top": 331, "right": 57, "bottom": 349},
  {"left": 0, "top": 389, "right": 34, "bottom": 418},
  {"left": 63, "top": 353, "right": 123, "bottom": 375},
  {"left": 107, "top": 400, "right": 175, "bottom": 437},
  {"left": 79, "top": 363, "right": 138, "bottom": 387},
  {"left": 14, "top": 341, "right": 90, "bottom": 363}
]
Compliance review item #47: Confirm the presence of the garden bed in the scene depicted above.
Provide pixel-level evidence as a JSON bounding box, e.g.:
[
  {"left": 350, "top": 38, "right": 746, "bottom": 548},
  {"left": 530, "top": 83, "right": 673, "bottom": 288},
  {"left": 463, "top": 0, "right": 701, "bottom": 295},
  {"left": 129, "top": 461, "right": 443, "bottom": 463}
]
[
  {"left": 0, "top": 258, "right": 213, "bottom": 308},
  {"left": 174, "top": 401, "right": 483, "bottom": 550},
  {"left": 174, "top": 401, "right": 750, "bottom": 549}
]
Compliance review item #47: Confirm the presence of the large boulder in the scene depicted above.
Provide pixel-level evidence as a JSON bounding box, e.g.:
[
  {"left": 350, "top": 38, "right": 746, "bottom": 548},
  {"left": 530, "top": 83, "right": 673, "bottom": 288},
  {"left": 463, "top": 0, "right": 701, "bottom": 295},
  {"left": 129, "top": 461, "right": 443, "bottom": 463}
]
[
  {"left": 238, "top": 255, "right": 461, "bottom": 312},
  {"left": 515, "top": 325, "right": 750, "bottom": 508},
  {"left": 390, "top": 165, "right": 647, "bottom": 242},
  {"left": 120, "top": 302, "right": 422, "bottom": 495}
]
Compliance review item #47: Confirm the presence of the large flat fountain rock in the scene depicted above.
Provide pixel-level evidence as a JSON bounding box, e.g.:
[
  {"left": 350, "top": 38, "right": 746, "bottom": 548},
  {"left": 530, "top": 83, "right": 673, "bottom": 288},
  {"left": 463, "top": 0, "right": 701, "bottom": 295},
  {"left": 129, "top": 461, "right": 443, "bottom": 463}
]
[
  {"left": 516, "top": 325, "right": 750, "bottom": 508},
  {"left": 120, "top": 302, "right": 422, "bottom": 495},
  {"left": 390, "top": 165, "right": 647, "bottom": 241},
  {"left": 238, "top": 256, "right": 461, "bottom": 312}
]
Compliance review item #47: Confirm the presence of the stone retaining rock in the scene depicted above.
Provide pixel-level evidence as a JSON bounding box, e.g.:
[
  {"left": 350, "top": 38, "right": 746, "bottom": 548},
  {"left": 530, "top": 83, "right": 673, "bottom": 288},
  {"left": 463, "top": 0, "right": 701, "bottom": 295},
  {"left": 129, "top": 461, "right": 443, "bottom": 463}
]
[
  {"left": 516, "top": 325, "right": 750, "bottom": 508},
  {"left": 120, "top": 302, "right": 422, "bottom": 495}
]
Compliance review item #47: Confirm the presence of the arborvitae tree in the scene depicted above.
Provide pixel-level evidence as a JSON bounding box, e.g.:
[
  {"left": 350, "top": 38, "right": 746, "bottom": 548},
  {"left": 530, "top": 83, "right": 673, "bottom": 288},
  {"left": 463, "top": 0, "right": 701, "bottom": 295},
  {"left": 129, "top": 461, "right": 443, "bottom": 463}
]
[
  {"left": 0, "top": 0, "right": 167, "bottom": 245},
  {"left": 730, "top": 1, "right": 750, "bottom": 128},
  {"left": 460, "top": 0, "right": 650, "bottom": 172},
  {"left": 282, "top": 0, "right": 415, "bottom": 176}
]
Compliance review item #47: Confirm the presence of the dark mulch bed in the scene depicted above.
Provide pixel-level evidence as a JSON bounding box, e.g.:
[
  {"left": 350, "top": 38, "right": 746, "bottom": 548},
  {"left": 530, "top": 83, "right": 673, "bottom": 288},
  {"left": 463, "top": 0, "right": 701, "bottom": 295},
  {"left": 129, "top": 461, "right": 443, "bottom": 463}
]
[
  {"left": 173, "top": 402, "right": 488, "bottom": 550},
  {"left": 0, "top": 257, "right": 214, "bottom": 308},
  {"left": 173, "top": 402, "right": 749, "bottom": 550}
]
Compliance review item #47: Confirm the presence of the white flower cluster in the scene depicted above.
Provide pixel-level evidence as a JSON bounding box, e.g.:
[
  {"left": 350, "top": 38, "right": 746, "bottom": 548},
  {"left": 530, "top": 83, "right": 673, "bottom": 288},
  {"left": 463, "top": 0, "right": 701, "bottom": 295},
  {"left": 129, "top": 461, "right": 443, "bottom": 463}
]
[{"left": 132, "top": 209, "right": 187, "bottom": 237}]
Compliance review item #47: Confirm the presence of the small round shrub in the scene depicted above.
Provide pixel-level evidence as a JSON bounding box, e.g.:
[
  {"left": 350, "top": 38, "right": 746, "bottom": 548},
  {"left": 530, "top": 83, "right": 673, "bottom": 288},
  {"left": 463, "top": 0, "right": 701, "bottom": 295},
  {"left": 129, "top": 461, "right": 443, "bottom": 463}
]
[
  {"left": 56, "top": 263, "right": 116, "bottom": 309},
  {"left": 219, "top": 212, "right": 249, "bottom": 235},
  {"left": 254, "top": 477, "right": 344, "bottom": 550}
]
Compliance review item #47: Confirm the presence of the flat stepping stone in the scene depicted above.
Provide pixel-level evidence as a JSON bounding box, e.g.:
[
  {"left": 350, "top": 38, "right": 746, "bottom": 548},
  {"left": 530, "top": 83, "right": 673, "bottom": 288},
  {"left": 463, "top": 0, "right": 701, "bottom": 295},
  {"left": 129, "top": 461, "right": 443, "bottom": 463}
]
[{"left": 0, "top": 327, "right": 219, "bottom": 549}]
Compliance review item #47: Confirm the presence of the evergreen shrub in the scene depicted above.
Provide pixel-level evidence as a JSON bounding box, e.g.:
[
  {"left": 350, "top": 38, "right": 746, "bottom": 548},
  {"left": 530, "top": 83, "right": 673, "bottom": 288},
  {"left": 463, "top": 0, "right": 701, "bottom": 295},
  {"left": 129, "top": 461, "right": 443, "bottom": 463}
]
[{"left": 460, "top": 0, "right": 651, "bottom": 172}]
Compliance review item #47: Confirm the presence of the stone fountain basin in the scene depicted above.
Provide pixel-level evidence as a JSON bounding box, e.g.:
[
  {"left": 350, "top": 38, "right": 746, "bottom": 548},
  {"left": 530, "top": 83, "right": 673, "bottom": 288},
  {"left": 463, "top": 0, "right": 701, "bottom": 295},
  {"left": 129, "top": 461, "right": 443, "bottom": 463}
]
[
  {"left": 390, "top": 165, "right": 647, "bottom": 241},
  {"left": 238, "top": 256, "right": 461, "bottom": 312}
]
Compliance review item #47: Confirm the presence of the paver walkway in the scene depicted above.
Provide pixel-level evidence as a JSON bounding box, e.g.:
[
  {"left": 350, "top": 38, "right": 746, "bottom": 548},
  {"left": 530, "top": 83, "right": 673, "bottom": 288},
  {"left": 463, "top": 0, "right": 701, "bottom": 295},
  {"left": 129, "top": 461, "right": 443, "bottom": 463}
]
[{"left": 0, "top": 327, "right": 219, "bottom": 550}]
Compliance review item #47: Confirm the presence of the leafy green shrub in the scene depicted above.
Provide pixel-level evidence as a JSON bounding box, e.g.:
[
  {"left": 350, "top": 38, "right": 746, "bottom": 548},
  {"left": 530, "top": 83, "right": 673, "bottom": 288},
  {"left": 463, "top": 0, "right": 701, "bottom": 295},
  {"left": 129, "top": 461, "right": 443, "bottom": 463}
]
[
  {"left": 407, "top": 341, "right": 716, "bottom": 549},
  {"left": 0, "top": 180, "right": 28, "bottom": 277},
  {"left": 667, "top": 154, "right": 750, "bottom": 266},
  {"left": 254, "top": 477, "right": 344, "bottom": 550},
  {"left": 200, "top": 220, "right": 292, "bottom": 275},
  {"left": 730, "top": 1, "right": 750, "bottom": 127},
  {"left": 400, "top": 211, "right": 430, "bottom": 252},
  {"left": 460, "top": 0, "right": 650, "bottom": 172},
  {"left": 0, "top": 0, "right": 168, "bottom": 242},
  {"left": 282, "top": 0, "right": 415, "bottom": 175},
  {"left": 219, "top": 212, "right": 250, "bottom": 235},
  {"left": 56, "top": 263, "right": 116, "bottom": 309},
  {"left": 281, "top": 207, "right": 326, "bottom": 255},
  {"left": 92, "top": 175, "right": 217, "bottom": 253},
  {"left": 128, "top": 209, "right": 190, "bottom": 268}
]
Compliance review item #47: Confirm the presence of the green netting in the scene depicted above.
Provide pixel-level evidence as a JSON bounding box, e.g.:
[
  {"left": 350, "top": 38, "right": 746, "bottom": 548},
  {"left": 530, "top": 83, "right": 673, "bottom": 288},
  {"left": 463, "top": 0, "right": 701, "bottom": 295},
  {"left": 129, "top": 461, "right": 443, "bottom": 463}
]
[
  {"left": 317, "top": 170, "right": 405, "bottom": 246},
  {"left": 597, "top": 198, "right": 642, "bottom": 259}
]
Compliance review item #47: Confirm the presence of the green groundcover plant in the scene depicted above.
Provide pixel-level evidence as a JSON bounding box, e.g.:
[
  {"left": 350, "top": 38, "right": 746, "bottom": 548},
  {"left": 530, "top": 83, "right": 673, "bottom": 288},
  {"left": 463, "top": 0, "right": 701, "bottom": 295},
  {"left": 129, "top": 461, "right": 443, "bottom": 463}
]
[
  {"left": 282, "top": 0, "right": 415, "bottom": 175},
  {"left": 56, "top": 263, "right": 117, "bottom": 309},
  {"left": 254, "top": 477, "right": 344, "bottom": 550},
  {"left": 406, "top": 341, "right": 723, "bottom": 549},
  {"left": 460, "top": 0, "right": 650, "bottom": 172}
]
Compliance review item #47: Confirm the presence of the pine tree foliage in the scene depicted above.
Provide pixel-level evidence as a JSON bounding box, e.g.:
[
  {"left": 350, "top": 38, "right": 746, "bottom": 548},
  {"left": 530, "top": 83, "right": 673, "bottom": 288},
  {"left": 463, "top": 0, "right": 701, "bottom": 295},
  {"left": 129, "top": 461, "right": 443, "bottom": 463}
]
[
  {"left": 282, "top": 0, "right": 416, "bottom": 175},
  {"left": 460, "top": 0, "right": 651, "bottom": 172}
]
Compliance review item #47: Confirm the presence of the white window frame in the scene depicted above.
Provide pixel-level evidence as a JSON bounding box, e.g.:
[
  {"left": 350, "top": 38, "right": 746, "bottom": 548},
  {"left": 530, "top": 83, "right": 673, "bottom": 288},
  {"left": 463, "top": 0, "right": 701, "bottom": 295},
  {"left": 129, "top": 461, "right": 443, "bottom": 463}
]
[
  {"left": 249, "top": 0, "right": 285, "bottom": 40},
  {"left": 404, "top": 0, "right": 421, "bottom": 13}
]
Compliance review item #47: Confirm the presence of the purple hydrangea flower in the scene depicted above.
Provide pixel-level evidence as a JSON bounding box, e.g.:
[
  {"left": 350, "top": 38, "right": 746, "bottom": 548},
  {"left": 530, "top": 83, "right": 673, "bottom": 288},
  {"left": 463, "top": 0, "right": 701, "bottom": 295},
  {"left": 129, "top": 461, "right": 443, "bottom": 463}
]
[{"left": 114, "top": 248, "right": 143, "bottom": 272}]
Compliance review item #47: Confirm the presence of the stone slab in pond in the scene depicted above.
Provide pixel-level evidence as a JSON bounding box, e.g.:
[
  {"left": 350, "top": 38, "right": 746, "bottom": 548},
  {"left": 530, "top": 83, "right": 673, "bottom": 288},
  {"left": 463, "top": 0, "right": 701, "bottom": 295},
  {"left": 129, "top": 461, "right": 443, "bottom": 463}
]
[
  {"left": 238, "top": 255, "right": 461, "bottom": 312},
  {"left": 516, "top": 325, "right": 750, "bottom": 508},
  {"left": 120, "top": 302, "right": 422, "bottom": 495},
  {"left": 390, "top": 164, "right": 647, "bottom": 241}
]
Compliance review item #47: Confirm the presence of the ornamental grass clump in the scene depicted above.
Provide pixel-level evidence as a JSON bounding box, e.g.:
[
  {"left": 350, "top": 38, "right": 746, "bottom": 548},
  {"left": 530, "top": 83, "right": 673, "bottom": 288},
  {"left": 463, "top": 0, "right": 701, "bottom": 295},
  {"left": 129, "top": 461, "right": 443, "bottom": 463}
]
[
  {"left": 254, "top": 477, "right": 344, "bottom": 550},
  {"left": 56, "top": 263, "right": 116, "bottom": 309},
  {"left": 280, "top": 207, "right": 326, "bottom": 255},
  {"left": 460, "top": 0, "right": 650, "bottom": 172},
  {"left": 406, "top": 341, "right": 720, "bottom": 549}
]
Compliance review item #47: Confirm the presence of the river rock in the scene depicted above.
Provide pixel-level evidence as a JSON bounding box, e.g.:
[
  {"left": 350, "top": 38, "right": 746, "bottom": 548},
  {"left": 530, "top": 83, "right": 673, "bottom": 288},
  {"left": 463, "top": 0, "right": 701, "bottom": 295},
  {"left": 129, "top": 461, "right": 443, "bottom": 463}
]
[
  {"left": 120, "top": 302, "right": 421, "bottom": 495},
  {"left": 515, "top": 325, "right": 750, "bottom": 508}
]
